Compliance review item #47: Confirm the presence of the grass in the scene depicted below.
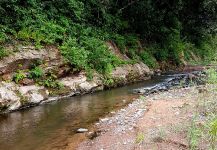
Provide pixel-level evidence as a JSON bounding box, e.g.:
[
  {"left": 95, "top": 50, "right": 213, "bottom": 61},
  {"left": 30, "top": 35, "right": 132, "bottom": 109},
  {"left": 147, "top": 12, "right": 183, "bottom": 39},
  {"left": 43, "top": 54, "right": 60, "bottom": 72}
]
[
  {"left": 135, "top": 132, "right": 145, "bottom": 144},
  {"left": 188, "top": 68, "right": 217, "bottom": 150}
]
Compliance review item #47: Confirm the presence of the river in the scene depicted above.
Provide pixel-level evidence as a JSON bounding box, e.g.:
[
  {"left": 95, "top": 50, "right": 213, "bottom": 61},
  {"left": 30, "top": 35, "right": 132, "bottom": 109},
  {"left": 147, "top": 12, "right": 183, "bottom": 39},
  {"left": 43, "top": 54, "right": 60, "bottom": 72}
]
[{"left": 0, "top": 75, "right": 171, "bottom": 150}]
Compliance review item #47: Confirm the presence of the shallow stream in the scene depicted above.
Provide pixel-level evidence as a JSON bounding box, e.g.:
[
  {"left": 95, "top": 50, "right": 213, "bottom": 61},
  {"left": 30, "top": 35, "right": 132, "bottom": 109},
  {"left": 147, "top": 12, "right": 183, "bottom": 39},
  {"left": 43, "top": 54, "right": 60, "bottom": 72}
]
[{"left": 0, "top": 75, "right": 178, "bottom": 150}]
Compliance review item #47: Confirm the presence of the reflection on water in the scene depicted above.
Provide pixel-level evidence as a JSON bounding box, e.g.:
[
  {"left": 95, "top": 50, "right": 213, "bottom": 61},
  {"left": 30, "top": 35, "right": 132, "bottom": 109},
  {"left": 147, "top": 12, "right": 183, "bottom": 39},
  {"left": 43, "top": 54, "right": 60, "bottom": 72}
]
[{"left": 0, "top": 76, "right": 168, "bottom": 150}]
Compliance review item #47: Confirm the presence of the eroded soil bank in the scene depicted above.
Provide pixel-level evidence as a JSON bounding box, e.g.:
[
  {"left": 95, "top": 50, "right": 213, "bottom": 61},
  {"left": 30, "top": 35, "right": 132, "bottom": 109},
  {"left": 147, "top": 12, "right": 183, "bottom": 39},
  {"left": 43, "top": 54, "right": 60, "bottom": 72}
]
[{"left": 75, "top": 84, "right": 216, "bottom": 150}]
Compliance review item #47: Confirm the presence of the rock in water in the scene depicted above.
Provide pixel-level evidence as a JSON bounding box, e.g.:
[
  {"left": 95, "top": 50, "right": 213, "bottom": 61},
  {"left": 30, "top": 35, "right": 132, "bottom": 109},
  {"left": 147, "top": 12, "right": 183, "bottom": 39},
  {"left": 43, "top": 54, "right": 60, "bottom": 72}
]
[{"left": 77, "top": 128, "right": 88, "bottom": 133}]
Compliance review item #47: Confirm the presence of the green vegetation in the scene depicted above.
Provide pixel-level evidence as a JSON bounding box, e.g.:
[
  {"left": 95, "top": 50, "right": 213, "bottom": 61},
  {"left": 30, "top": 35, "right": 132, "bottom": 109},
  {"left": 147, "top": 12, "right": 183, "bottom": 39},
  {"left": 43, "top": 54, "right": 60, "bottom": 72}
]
[
  {"left": 0, "top": 46, "right": 9, "bottom": 59},
  {"left": 140, "top": 51, "right": 158, "bottom": 68},
  {"left": 135, "top": 132, "right": 145, "bottom": 144},
  {"left": 12, "top": 64, "right": 63, "bottom": 89},
  {"left": 0, "top": 0, "right": 217, "bottom": 72},
  {"left": 13, "top": 70, "right": 26, "bottom": 83},
  {"left": 28, "top": 66, "right": 44, "bottom": 79},
  {"left": 188, "top": 68, "right": 217, "bottom": 150},
  {"left": 40, "top": 77, "right": 64, "bottom": 89}
]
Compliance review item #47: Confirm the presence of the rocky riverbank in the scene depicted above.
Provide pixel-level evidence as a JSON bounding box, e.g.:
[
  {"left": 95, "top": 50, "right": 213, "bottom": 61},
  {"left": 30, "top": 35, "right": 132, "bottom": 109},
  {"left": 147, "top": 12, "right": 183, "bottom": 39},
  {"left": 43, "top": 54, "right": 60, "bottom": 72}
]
[
  {"left": 75, "top": 84, "right": 216, "bottom": 150},
  {"left": 0, "top": 44, "right": 152, "bottom": 113}
]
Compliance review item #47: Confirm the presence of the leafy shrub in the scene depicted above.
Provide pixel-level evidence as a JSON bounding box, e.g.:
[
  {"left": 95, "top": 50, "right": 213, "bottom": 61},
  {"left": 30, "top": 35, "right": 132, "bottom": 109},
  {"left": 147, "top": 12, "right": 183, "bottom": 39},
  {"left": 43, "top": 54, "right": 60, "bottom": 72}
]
[
  {"left": 13, "top": 70, "right": 26, "bottom": 83},
  {"left": 61, "top": 36, "right": 122, "bottom": 74},
  {"left": 60, "top": 38, "right": 88, "bottom": 69},
  {"left": 0, "top": 32, "right": 7, "bottom": 43},
  {"left": 197, "top": 36, "right": 217, "bottom": 61},
  {"left": 38, "top": 21, "right": 66, "bottom": 44},
  {"left": 28, "top": 67, "right": 44, "bottom": 79},
  {"left": 155, "top": 48, "right": 169, "bottom": 61},
  {"left": 140, "top": 51, "right": 158, "bottom": 68},
  {"left": 112, "top": 34, "right": 126, "bottom": 53},
  {"left": 81, "top": 37, "right": 122, "bottom": 74},
  {"left": 41, "top": 77, "right": 63, "bottom": 89},
  {"left": 0, "top": 46, "right": 9, "bottom": 59},
  {"left": 103, "top": 78, "right": 114, "bottom": 87},
  {"left": 127, "top": 48, "right": 139, "bottom": 60}
]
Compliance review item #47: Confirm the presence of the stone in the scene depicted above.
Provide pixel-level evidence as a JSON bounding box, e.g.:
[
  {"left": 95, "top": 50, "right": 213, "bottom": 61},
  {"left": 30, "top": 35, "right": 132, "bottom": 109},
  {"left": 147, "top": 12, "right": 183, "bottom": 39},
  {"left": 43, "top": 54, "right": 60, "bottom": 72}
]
[
  {"left": 100, "top": 118, "right": 109, "bottom": 122},
  {"left": 110, "top": 111, "right": 115, "bottom": 114},
  {"left": 86, "top": 131, "right": 98, "bottom": 139},
  {"left": 0, "top": 85, "right": 21, "bottom": 111},
  {"left": 79, "top": 82, "right": 97, "bottom": 92},
  {"left": 77, "top": 128, "right": 88, "bottom": 133},
  {"left": 20, "top": 78, "right": 34, "bottom": 85},
  {"left": 18, "top": 85, "right": 44, "bottom": 95},
  {"left": 2, "top": 74, "right": 12, "bottom": 81},
  {"left": 29, "top": 93, "right": 44, "bottom": 103},
  {"left": 110, "top": 62, "right": 152, "bottom": 86}
]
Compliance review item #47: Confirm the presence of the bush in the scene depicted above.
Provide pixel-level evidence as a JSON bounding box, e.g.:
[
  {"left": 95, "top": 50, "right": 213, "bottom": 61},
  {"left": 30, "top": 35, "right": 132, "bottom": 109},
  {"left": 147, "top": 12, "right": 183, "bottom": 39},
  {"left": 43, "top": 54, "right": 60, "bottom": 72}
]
[
  {"left": 40, "top": 77, "right": 63, "bottom": 89},
  {"left": 61, "top": 36, "right": 122, "bottom": 74},
  {"left": 0, "top": 46, "right": 9, "bottom": 59},
  {"left": 13, "top": 70, "right": 26, "bottom": 83},
  {"left": 140, "top": 51, "right": 158, "bottom": 68},
  {"left": 60, "top": 38, "right": 88, "bottom": 69},
  {"left": 0, "top": 32, "right": 7, "bottom": 43},
  {"left": 28, "top": 67, "right": 44, "bottom": 79},
  {"left": 81, "top": 37, "right": 122, "bottom": 74}
]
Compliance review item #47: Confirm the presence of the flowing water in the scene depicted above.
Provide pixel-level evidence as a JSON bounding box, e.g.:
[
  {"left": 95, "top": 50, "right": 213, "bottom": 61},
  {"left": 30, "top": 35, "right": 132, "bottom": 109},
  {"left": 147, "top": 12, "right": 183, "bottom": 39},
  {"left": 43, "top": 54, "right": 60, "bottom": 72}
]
[{"left": 0, "top": 75, "right": 172, "bottom": 150}]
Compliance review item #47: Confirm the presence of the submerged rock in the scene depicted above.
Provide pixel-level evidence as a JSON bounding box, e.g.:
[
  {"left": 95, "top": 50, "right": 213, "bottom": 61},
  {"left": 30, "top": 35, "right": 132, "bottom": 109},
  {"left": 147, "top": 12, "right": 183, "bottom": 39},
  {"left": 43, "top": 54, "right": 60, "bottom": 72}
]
[{"left": 77, "top": 128, "right": 88, "bottom": 133}]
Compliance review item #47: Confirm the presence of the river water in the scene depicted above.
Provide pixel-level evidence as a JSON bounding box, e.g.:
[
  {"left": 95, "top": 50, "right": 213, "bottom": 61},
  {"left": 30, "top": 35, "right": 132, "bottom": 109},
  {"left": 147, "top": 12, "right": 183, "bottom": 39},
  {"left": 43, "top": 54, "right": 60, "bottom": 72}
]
[{"left": 0, "top": 75, "right": 171, "bottom": 150}]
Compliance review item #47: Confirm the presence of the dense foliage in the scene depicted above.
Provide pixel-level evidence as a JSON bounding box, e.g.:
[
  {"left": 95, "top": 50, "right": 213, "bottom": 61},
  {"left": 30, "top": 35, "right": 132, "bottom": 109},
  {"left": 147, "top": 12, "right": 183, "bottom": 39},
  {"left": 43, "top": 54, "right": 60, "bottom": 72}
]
[{"left": 0, "top": 0, "right": 216, "bottom": 72}]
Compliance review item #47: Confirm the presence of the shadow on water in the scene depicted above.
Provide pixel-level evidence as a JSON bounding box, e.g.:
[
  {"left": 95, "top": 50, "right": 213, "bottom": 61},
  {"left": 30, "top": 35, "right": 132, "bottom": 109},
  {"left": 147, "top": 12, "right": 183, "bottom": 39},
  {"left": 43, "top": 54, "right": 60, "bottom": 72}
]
[{"left": 0, "top": 76, "right": 169, "bottom": 150}]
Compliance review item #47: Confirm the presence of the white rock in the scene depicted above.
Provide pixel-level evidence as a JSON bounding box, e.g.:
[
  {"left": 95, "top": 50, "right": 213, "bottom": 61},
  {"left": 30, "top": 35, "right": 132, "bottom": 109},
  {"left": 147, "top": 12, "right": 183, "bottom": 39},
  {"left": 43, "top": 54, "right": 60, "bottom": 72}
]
[
  {"left": 0, "top": 86, "right": 21, "bottom": 111},
  {"left": 77, "top": 128, "right": 88, "bottom": 133},
  {"left": 19, "top": 85, "right": 43, "bottom": 95},
  {"left": 100, "top": 118, "right": 109, "bottom": 122},
  {"left": 29, "top": 93, "right": 44, "bottom": 103}
]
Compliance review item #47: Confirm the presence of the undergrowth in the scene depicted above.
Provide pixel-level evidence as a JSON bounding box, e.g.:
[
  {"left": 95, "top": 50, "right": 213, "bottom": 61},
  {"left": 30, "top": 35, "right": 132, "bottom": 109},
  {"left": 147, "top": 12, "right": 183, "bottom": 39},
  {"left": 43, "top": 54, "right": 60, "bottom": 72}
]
[
  {"left": 0, "top": 0, "right": 216, "bottom": 73},
  {"left": 188, "top": 68, "right": 217, "bottom": 150}
]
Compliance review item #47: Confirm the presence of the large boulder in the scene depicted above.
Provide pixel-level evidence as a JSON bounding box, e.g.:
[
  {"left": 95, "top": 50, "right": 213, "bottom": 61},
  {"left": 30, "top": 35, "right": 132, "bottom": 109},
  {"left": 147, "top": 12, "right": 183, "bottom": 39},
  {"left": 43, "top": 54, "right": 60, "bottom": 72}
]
[
  {"left": 60, "top": 71, "right": 103, "bottom": 95},
  {"left": 0, "top": 82, "right": 21, "bottom": 111},
  {"left": 110, "top": 62, "right": 152, "bottom": 87}
]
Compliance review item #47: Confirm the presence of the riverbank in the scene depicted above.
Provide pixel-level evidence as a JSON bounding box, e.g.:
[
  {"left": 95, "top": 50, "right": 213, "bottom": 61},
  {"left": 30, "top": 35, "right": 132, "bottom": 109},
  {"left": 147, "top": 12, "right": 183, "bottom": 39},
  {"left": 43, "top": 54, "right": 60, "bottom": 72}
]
[
  {"left": 74, "top": 84, "right": 216, "bottom": 150},
  {"left": 0, "top": 41, "right": 207, "bottom": 113},
  {"left": 0, "top": 43, "right": 153, "bottom": 113}
]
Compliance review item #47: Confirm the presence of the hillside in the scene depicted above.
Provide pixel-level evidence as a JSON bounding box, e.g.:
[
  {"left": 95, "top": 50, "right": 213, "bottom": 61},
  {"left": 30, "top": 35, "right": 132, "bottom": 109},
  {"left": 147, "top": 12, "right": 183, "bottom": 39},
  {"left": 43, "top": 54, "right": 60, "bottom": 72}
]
[
  {"left": 0, "top": 0, "right": 217, "bottom": 70},
  {"left": 0, "top": 0, "right": 217, "bottom": 112}
]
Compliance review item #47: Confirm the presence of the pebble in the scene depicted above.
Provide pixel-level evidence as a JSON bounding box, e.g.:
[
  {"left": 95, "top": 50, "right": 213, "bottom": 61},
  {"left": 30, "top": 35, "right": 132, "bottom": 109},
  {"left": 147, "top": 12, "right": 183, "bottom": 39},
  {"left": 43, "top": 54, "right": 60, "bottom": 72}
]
[
  {"left": 77, "top": 128, "right": 88, "bottom": 133},
  {"left": 100, "top": 118, "right": 109, "bottom": 122},
  {"left": 110, "top": 111, "right": 115, "bottom": 114}
]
